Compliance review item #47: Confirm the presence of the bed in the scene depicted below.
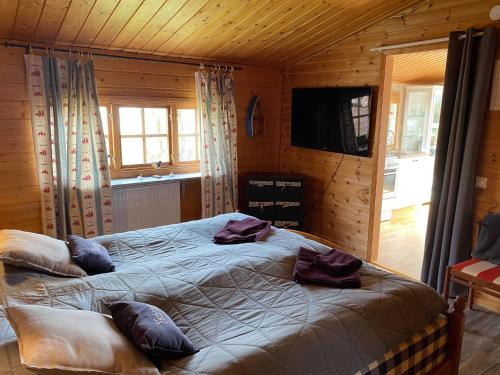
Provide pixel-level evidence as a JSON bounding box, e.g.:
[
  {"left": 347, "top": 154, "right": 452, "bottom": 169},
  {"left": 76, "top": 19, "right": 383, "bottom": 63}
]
[{"left": 0, "top": 213, "right": 464, "bottom": 375}]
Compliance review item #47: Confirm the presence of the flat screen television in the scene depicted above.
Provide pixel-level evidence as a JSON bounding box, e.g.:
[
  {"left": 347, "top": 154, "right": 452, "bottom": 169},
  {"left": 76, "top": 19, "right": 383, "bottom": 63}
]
[{"left": 291, "top": 87, "right": 373, "bottom": 157}]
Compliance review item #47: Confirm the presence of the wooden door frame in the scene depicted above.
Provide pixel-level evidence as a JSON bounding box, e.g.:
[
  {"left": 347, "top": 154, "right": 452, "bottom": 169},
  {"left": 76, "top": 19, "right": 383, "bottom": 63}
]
[
  {"left": 367, "top": 44, "right": 449, "bottom": 263},
  {"left": 366, "top": 54, "right": 393, "bottom": 262}
]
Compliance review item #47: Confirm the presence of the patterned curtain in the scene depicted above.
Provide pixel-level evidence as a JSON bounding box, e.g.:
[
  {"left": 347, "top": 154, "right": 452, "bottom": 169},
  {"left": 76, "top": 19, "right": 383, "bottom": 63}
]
[
  {"left": 195, "top": 68, "right": 238, "bottom": 218},
  {"left": 25, "top": 54, "right": 113, "bottom": 239}
]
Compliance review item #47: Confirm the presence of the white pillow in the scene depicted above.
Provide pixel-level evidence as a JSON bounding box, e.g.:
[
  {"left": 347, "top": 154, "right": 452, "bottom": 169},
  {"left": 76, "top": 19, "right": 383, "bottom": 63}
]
[
  {"left": 5, "top": 305, "right": 160, "bottom": 375},
  {"left": 0, "top": 229, "right": 86, "bottom": 277}
]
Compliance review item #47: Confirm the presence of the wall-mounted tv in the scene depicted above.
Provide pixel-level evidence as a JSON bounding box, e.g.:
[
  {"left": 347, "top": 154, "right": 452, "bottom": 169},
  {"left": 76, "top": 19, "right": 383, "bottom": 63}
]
[{"left": 291, "top": 87, "right": 373, "bottom": 157}]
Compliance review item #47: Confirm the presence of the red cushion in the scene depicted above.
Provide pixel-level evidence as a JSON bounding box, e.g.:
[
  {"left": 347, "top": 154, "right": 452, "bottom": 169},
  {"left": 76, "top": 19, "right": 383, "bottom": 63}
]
[{"left": 452, "top": 258, "right": 500, "bottom": 285}]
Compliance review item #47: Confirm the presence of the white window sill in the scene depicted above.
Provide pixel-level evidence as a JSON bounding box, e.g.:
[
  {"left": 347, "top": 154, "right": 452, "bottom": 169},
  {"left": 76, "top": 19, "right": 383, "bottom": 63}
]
[{"left": 111, "top": 172, "right": 201, "bottom": 189}]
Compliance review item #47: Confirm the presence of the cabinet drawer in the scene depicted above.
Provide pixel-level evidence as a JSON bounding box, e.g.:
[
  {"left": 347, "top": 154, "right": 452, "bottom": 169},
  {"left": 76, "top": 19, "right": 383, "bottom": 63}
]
[
  {"left": 247, "top": 201, "right": 274, "bottom": 221},
  {"left": 248, "top": 179, "right": 274, "bottom": 201},
  {"left": 274, "top": 201, "right": 301, "bottom": 221},
  {"left": 274, "top": 180, "right": 302, "bottom": 201}
]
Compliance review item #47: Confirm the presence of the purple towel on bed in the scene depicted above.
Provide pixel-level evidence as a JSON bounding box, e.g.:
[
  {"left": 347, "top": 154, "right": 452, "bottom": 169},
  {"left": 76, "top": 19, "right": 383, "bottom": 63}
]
[
  {"left": 313, "top": 248, "right": 362, "bottom": 276},
  {"left": 213, "top": 218, "right": 271, "bottom": 244},
  {"left": 293, "top": 247, "right": 361, "bottom": 288}
]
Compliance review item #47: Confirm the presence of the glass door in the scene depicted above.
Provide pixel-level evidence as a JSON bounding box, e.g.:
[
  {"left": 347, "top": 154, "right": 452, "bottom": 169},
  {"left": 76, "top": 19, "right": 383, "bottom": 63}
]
[
  {"left": 401, "top": 87, "right": 433, "bottom": 153},
  {"left": 428, "top": 87, "right": 443, "bottom": 155}
]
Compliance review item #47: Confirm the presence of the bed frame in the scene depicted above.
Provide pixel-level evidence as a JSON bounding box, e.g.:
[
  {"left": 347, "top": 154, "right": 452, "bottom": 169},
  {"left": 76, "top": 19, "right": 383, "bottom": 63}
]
[{"left": 287, "top": 229, "right": 466, "bottom": 375}]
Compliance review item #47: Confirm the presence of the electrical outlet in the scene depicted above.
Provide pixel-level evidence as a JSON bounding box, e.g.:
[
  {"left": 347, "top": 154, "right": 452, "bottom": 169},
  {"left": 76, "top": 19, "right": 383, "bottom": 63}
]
[{"left": 475, "top": 176, "right": 488, "bottom": 189}]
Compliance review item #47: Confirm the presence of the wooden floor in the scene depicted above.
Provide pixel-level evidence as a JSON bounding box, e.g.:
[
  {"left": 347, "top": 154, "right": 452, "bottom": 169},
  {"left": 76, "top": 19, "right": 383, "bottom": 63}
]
[
  {"left": 460, "top": 307, "right": 500, "bottom": 374},
  {"left": 376, "top": 204, "right": 429, "bottom": 279},
  {"left": 375, "top": 206, "right": 500, "bottom": 374}
]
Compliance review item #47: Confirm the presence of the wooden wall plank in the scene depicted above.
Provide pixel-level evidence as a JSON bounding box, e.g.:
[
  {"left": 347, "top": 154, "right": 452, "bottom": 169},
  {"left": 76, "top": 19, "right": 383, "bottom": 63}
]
[
  {"left": 0, "top": 45, "right": 281, "bottom": 233},
  {"left": 279, "top": 0, "right": 500, "bottom": 260}
]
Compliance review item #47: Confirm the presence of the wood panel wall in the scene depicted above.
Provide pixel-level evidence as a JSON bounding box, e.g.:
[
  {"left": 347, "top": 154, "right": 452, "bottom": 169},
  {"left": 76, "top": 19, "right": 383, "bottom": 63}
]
[
  {"left": 0, "top": 47, "right": 281, "bottom": 232},
  {"left": 279, "top": 0, "right": 500, "bottom": 260},
  {"left": 0, "top": 48, "right": 40, "bottom": 232}
]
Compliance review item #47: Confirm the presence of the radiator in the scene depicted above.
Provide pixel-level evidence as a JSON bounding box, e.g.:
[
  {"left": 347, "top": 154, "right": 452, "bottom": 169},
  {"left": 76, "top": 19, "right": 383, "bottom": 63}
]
[{"left": 111, "top": 181, "right": 181, "bottom": 232}]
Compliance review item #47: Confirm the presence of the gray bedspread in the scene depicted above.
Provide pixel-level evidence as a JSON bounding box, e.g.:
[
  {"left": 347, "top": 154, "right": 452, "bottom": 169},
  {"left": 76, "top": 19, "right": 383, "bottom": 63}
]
[{"left": 0, "top": 213, "right": 447, "bottom": 375}]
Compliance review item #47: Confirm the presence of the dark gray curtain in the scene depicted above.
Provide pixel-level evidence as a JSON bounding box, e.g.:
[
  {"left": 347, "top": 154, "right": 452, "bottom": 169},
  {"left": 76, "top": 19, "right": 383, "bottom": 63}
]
[{"left": 421, "top": 27, "right": 497, "bottom": 294}]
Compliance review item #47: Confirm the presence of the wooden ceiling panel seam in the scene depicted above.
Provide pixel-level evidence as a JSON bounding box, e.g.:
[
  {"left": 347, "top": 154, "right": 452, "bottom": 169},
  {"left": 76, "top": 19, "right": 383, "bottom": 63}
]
[
  {"left": 1, "top": 0, "right": 491, "bottom": 68},
  {"left": 254, "top": 0, "right": 390, "bottom": 64},
  {"left": 354, "top": 2, "right": 489, "bottom": 41},
  {"left": 55, "top": 0, "right": 98, "bottom": 45},
  {"left": 368, "top": 0, "right": 489, "bottom": 35},
  {"left": 277, "top": 0, "right": 424, "bottom": 66},
  {"left": 107, "top": 0, "right": 168, "bottom": 49},
  {"left": 92, "top": 0, "right": 145, "bottom": 48},
  {"left": 183, "top": 0, "right": 288, "bottom": 57},
  {"left": 155, "top": 0, "right": 243, "bottom": 54},
  {"left": 222, "top": 1, "right": 332, "bottom": 57},
  {"left": 12, "top": 0, "right": 46, "bottom": 40},
  {"left": 125, "top": 0, "right": 190, "bottom": 51},
  {"left": 142, "top": 0, "right": 211, "bottom": 53},
  {"left": 156, "top": 0, "right": 261, "bottom": 56},
  {"left": 205, "top": 0, "right": 305, "bottom": 57},
  {"left": 45, "top": 0, "right": 73, "bottom": 44},
  {"left": 212, "top": 0, "right": 330, "bottom": 56},
  {"left": 33, "top": 0, "right": 71, "bottom": 42},
  {"left": 0, "top": 0, "right": 21, "bottom": 39},
  {"left": 215, "top": 0, "right": 344, "bottom": 59},
  {"left": 391, "top": 49, "right": 447, "bottom": 85},
  {"left": 124, "top": 0, "right": 190, "bottom": 51},
  {"left": 72, "top": 0, "right": 121, "bottom": 47}
]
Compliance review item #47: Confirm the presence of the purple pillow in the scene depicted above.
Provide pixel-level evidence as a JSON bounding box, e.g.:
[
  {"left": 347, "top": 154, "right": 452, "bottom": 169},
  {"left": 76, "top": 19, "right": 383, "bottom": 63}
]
[
  {"left": 108, "top": 301, "right": 198, "bottom": 360},
  {"left": 67, "top": 235, "right": 115, "bottom": 275}
]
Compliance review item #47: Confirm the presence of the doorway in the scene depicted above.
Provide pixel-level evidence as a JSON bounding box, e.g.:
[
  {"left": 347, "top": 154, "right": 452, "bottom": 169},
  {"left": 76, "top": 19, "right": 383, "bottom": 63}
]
[{"left": 373, "top": 49, "right": 448, "bottom": 279}]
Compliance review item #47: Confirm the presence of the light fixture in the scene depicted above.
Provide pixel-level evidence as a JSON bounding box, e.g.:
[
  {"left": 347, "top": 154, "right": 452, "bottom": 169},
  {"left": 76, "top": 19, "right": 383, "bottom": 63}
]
[{"left": 489, "top": 5, "right": 500, "bottom": 20}]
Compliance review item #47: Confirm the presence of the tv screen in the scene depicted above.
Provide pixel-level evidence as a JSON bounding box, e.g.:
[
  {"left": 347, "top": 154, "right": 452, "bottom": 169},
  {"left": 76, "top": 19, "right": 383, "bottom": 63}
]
[{"left": 291, "top": 87, "right": 373, "bottom": 157}]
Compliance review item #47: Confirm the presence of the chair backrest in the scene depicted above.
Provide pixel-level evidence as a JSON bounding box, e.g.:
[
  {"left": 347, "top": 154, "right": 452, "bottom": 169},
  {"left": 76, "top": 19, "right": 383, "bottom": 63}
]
[{"left": 472, "top": 213, "right": 500, "bottom": 265}]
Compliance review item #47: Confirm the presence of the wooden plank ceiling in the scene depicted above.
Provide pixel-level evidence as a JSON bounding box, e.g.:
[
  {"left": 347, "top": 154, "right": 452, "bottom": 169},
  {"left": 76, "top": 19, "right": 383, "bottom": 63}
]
[
  {"left": 0, "top": 0, "right": 424, "bottom": 67},
  {"left": 392, "top": 49, "right": 448, "bottom": 85}
]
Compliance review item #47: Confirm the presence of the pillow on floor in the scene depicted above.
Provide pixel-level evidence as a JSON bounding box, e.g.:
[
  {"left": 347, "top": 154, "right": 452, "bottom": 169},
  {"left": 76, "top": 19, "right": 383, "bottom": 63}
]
[
  {"left": 109, "top": 301, "right": 199, "bottom": 361},
  {"left": 0, "top": 230, "right": 86, "bottom": 277},
  {"left": 67, "top": 235, "right": 115, "bottom": 275},
  {"left": 5, "top": 305, "right": 160, "bottom": 375}
]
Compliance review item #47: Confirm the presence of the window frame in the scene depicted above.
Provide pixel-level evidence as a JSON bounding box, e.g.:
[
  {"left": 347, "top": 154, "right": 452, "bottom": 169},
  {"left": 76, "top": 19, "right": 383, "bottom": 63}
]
[
  {"left": 175, "top": 103, "right": 200, "bottom": 163},
  {"left": 99, "top": 100, "right": 200, "bottom": 179}
]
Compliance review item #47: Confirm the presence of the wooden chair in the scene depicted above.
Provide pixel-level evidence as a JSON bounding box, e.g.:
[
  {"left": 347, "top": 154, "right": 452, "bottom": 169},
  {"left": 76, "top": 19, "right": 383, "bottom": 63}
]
[{"left": 443, "top": 258, "right": 500, "bottom": 310}]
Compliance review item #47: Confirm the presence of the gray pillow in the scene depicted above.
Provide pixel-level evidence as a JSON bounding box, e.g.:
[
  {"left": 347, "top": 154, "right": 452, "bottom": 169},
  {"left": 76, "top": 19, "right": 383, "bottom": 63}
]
[
  {"left": 0, "top": 230, "right": 86, "bottom": 277},
  {"left": 5, "top": 305, "right": 160, "bottom": 375}
]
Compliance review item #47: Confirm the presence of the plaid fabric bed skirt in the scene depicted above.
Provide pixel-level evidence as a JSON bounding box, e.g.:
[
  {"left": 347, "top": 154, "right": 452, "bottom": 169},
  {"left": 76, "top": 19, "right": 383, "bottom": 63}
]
[{"left": 355, "top": 314, "right": 448, "bottom": 375}]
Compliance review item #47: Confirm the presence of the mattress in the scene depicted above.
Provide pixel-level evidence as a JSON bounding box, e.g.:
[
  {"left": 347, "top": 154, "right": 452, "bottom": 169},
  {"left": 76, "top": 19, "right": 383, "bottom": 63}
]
[{"left": 0, "top": 213, "right": 447, "bottom": 375}]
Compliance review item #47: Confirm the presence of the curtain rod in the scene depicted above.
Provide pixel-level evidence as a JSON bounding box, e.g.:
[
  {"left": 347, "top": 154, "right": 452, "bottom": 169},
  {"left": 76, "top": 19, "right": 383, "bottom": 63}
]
[
  {"left": 1, "top": 40, "right": 242, "bottom": 70},
  {"left": 370, "top": 31, "right": 484, "bottom": 53}
]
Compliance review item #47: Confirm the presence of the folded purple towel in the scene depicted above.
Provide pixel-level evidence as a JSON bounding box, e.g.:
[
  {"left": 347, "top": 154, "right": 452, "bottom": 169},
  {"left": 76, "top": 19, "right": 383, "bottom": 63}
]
[
  {"left": 293, "top": 247, "right": 361, "bottom": 288},
  {"left": 313, "top": 248, "right": 362, "bottom": 276},
  {"left": 213, "top": 218, "right": 271, "bottom": 244},
  {"left": 226, "top": 218, "right": 269, "bottom": 236}
]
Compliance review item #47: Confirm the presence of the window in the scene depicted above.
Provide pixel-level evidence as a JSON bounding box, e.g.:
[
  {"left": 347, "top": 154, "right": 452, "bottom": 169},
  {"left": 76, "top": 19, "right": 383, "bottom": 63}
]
[
  {"left": 99, "top": 103, "right": 199, "bottom": 177},
  {"left": 177, "top": 108, "right": 199, "bottom": 162},
  {"left": 117, "top": 106, "right": 169, "bottom": 166},
  {"left": 351, "top": 95, "right": 371, "bottom": 152}
]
